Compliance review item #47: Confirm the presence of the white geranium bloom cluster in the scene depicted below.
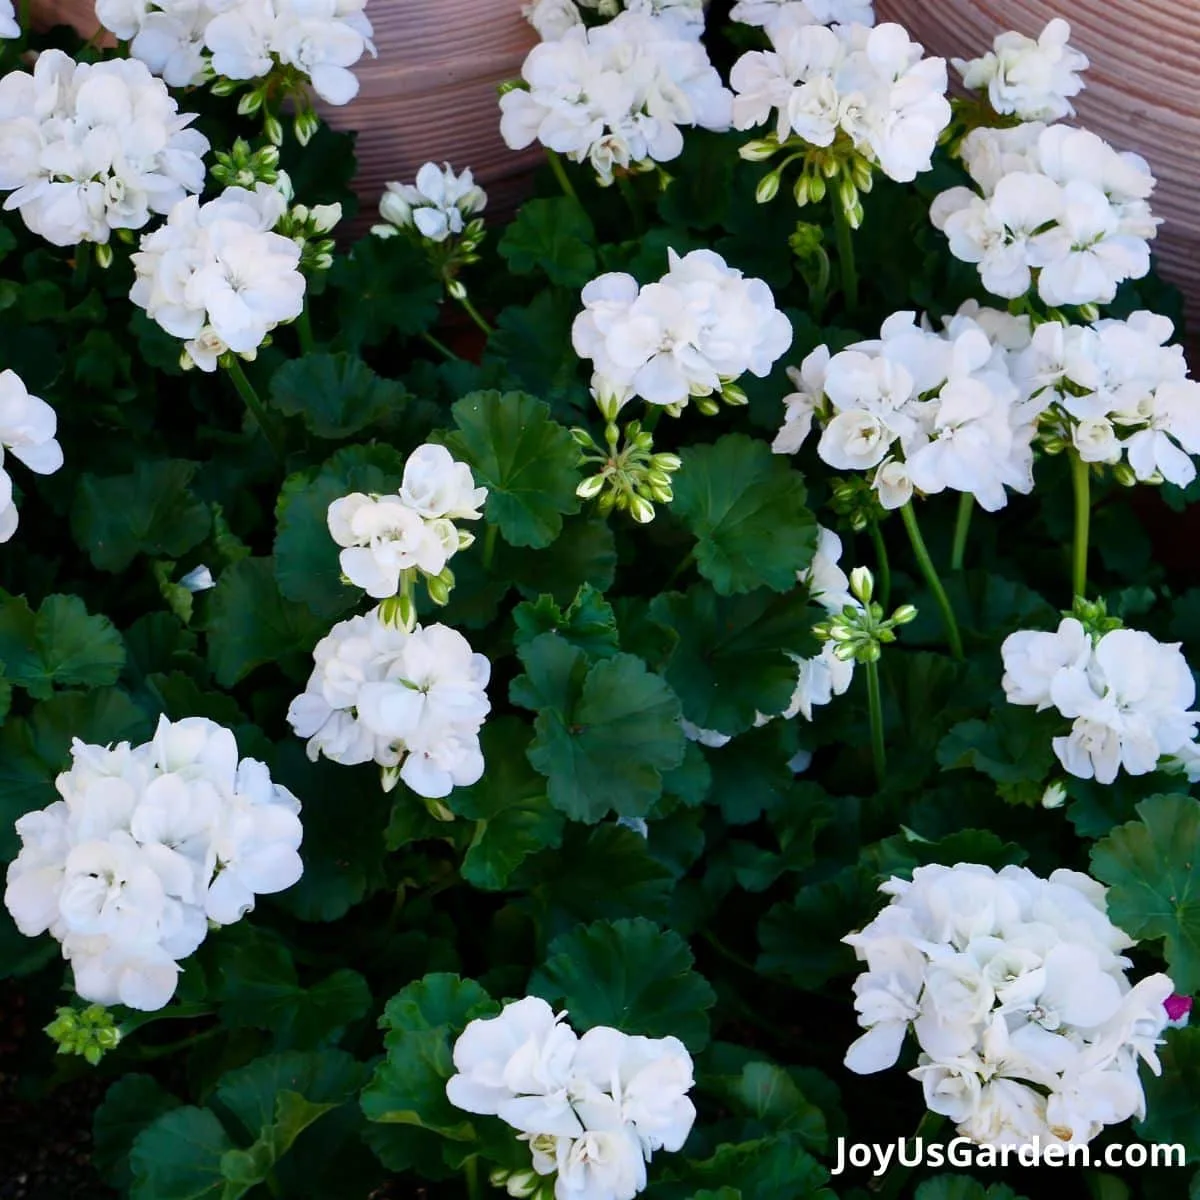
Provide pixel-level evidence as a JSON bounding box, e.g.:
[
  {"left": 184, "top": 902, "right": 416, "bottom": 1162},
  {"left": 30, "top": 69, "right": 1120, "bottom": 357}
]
[
  {"left": 954, "top": 19, "right": 1088, "bottom": 123},
  {"left": 932, "top": 123, "right": 1158, "bottom": 308},
  {"left": 0, "top": 50, "right": 208, "bottom": 248},
  {"left": 1011, "top": 311, "right": 1200, "bottom": 488},
  {"left": 730, "top": 22, "right": 951, "bottom": 184},
  {"left": 373, "top": 162, "right": 487, "bottom": 243},
  {"left": 326, "top": 444, "right": 487, "bottom": 600},
  {"left": 130, "top": 183, "right": 306, "bottom": 371},
  {"left": 3, "top": 717, "right": 303, "bottom": 1012},
  {"left": 1002, "top": 618, "right": 1199, "bottom": 785},
  {"left": 500, "top": 9, "right": 733, "bottom": 186},
  {"left": 730, "top": 0, "right": 874, "bottom": 34},
  {"left": 572, "top": 248, "right": 792, "bottom": 411},
  {"left": 287, "top": 608, "right": 491, "bottom": 799},
  {"left": 97, "top": 0, "right": 374, "bottom": 104},
  {"left": 773, "top": 306, "right": 1038, "bottom": 513},
  {"left": 0, "top": 370, "right": 63, "bottom": 543},
  {"left": 524, "top": 0, "right": 705, "bottom": 41},
  {"left": 844, "top": 862, "right": 1175, "bottom": 1147},
  {"left": 447, "top": 997, "right": 696, "bottom": 1200},
  {"left": 0, "top": 0, "right": 17, "bottom": 38}
]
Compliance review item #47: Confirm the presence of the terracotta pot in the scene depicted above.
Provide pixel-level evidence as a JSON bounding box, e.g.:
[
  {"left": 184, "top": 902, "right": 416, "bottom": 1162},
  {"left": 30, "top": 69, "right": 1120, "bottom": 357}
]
[
  {"left": 876, "top": 0, "right": 1200, "bottom": 333},
  {"left": 317, "top": 1, "right": 541, "bottom": 230},
  {"left": 30, "top": 0, "right": 542, "bottom": 228}
]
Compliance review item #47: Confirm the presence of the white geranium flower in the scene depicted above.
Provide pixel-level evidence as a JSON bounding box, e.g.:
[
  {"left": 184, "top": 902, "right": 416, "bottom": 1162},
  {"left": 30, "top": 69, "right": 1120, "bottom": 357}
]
[
  {"left": 0, "top": 369, "right": 63, "bottom": 543},
  {"left": 730, "top": 21, "right": 950, "bottom": 184},
  {"left": 0, "top": 0, "right": 18, "bottom": 38},
  {"left": 955, "top": 19, "right": 1088, "bottom": 122},
  {"left": 374, "top": 163, "right": 487, "bottom": 243},
  {"left": 501, "top": 9, "right": 732, "bottom": 186},
  {"left": 730, "top": 0, "right": 874, "bottom": 31},
  {"left": 844, "top": 862, "right": 1175, "bottom": 1148},
  {"left": 288, "top": 610, "right": 491, "bottom": 800},
  {"left": 4, "top": 716, "right": 303, "bottom": 1012},
  {"left": 523, "top": 0, "right": 584, "bottom": 40},
  {"left": 130, "top": 184, "right": 305, "bottom": 370},
  {"left": 0, "top": 51, "right": 209, "bottom": 247},
  {"left": 573, "top": 249, "right": 791, "bottom": 410}
]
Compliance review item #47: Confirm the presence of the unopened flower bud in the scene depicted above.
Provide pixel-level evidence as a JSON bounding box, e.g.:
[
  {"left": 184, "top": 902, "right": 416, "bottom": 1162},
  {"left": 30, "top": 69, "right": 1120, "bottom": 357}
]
[
  {"left": 1112, "top": 461, "right": 1138, "bottom": 487},
  {"left": 721, "top": 381, "right": 748, "bottom": 407},
  {"left": 756, "top": 170, "right": 782, "bottom": 204},
  {"left": 1077, "top": 303, "right": 1100, "bottom": 322},
  {"left": 650, "top": 484, "right": 673, "bottom": 504},
  {"left": 263, "top": 113, "right": 284, "bottom": 147},
  {"left": 833, "top": 641, "right": 858, "bottom": 662},
  {"left": 792, "top": 174, "right": 811, "bottom": 206},
  {"left": 739, "top": 137, "right": 779, "bottom": 162},
  {"left": 849, "top": 566, "right": 874, "bottom": 604},
  {"left": 570, "top": 427, "right": 598, "bottom": 449},
  {"left": 629, "top": 495, "right": 656, "bottom": 524},
  {"left": 95, "top": 242, "right": 114, "bottom": 269},
  {"left": 1041, "top": 781, "right": 1067, "bottom": 810},
  {"left": 447, "top": 278, "right": 467, "bottom": 301},
  {"left": 807, "top": 172, "right": 827, "bottom": 203},
  {"left": 577, "top": 473, "right": 607, "bottom": 501},
  {"left": 652, "top": 452, "right": 682, "bottom": 473},
  {"left": 310, "top": 203, "right": 341, "bottom": 234},
  {"left": 497, "top": 78, "right": 526, "bottom": 97},
  {"left": 237, "top": 91, "right": 263, "bottom": 116},
  {"left": 890, "top": 604, "right": 918, "bottom": 625},
  {"left": 695, "top": 396, "right": 721, "bottom": 417}
]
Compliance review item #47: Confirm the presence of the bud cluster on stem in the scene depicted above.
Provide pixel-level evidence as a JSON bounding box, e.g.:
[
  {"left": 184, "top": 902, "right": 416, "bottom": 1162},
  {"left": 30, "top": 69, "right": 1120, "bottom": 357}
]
[{"left": 573, "top": 419, "right": 682, "bottom": 524}]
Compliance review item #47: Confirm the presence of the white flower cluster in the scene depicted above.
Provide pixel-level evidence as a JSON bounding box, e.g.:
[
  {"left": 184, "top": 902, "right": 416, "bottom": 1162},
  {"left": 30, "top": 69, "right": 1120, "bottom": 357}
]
[
  {"left": 131, "top": 183, "right": 306, "bottom": 371},
  {"left": 96, "top": 0, "right": 374, "bottom": 105},
  {"left": 3, "top": 716, "right": 303, "bottom": 1012},
  {"left": 0, "top": 370, "right": 63, "bottom": 543},
  {"left": 287, "top": 608, "right": 491, "bottom": 799},
  {"left": 524, "top": 0, "right": 705, "bottom": 41},
  {"left": 1002, "top": 618, "right": 1199, "bottom": 785},
  {"left": 326, "top": 444, "right": 487, "bottom": 600},
  {"left": 954, "top": 19, "right": 1088, "bottom": 123},
  {"left": 730, "top": 0, "right": 874, "bottom": 34},
  {"left": 447, "top": 997, "right": 696, "bottom": 1200},
  {"left": 0, "top": 50, "right": 208, "bottom": 248},
  {"left": 844, "top": 862, "right": 1175, "bottom": 1147},
  {"left": 572, "top": 248, "right": 792, "bottom": 411},
  {"left": 774, "top": 306, "right": 1038, "bottom": 513},
  {"left": 0, "top": 0, "right": 17, "bottom": 38},
  {"left": 500, "top": 9, "right": 733, "bottom": 186},
  {"left": 373, "top": 162, "right": 487, "bottom": 243},
  {"left": 730, "top": 22, "right": 951, "bottom": 184},
  {"left": 932, "top": 123, "right": 1158, "bottom": 308},
  {"left": 1011, "top": 311, "right": 1200, "bottom": 488}
]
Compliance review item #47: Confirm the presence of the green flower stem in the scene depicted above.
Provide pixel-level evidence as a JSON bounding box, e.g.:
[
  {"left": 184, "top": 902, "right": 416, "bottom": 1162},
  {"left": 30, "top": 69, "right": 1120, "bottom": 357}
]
[
  {"left": 1070, "top": 450, "right": 1090, "bottom": 600},
  {"left": 482, "top": 524, "right": 498, "bottom": 570},
  {"left": 464, "top": 1155, "right": 482, "bottom": 1200},
  {"left": 421, "top": 330, "right": 459, "bottom": 362},
  {"left": 868, "top": 519, "right": 891, "bottom": 611},
  {"left": 546, "top": 149, "right": 580, "bottom": 203},
  {"left": 830, "top": 196, "right": 859, "bottom": 314},
  {"left": 296, "top": 306, "right": 316, "bottom": 355},
  {"left": 641, "top": 405, "right": 662, "bottom": 434},
  {"left": 457, "top": 292, "right": 494, "bottom": 338},
  {"left": 872, "top": 1111, "right": 947, "bottom": 1200},
  {"left": 950, "top": 492, "right": 974, "bottom": 572},
  {"left": 899, "top": 502, "right": 964, "bottom": 661},
  {"left": 73, "top": 242, "right": 91, "bottom": 292},
  {"left": 226, "top": 357, "right": 285, "bottom": 462},
  {"left": 864, "top": 656, "right": 886, "bottom": 788},
  {"left": 616, "top": 173, "right": 646, "bottom": 234}
]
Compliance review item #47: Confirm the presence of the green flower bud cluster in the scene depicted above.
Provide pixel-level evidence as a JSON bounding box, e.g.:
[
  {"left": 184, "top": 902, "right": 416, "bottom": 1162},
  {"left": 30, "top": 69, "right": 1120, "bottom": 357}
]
[
  {"left": 574, "top": 419, "right": 682, "bottom": 524},
  {"left": 812, "top": 568, "right": 917, "bottom": 664},
  {"left": 1069, "top": 595, "right": 1124, "bottom": 641},
  {"left": 375, "top": 556, "right": 467, "bottom": 634},
  {"left": 213, "top": 67, "right": 321, "bottom": 146},
  {"left": 829, "top": 475, "right": 886, "bottom": 533},
  {"left": 45, "top": 1003, "right": 121, "bottom": 1066},
  {"left": 210, "top": 138, "right": 281, "bottom": 190},
  {"left": 741, "top": 132, "right": 874, "bottom": 227},
  {"left": 490, "top": 1163, "right": 555, "bottom": 1200},
  {"left": 276, "top": 199, "right": 342, "bottom": 273}
]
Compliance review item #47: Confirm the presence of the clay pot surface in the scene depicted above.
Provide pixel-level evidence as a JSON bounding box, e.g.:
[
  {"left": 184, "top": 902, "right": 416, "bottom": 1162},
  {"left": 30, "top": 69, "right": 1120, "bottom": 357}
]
[{"left": 876, "top": 0, "right": 1200, "bottom": 330}]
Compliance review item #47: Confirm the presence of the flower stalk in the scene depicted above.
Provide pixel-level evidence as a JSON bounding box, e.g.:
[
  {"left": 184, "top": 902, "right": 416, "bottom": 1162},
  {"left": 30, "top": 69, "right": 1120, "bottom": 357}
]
[
  {"left": 899, "top": 502, "right": 963, "bottom": 660},
  {"left": 1070, "top": 450, "right": 1090, "bottom": 600},
  {"left": 950, "top": 492, "right": 974, "bottom": 571},
  {"left": 546, "top": 149, "right": 580, "bottom": 203},
  {"left": 864, "top": 656, "right": 886, "bottom": 788},
  {"left": 225, "top": 357, "right": 285, "bottom": 462},
  {"left": 830, "top": 194, "right": 859, "bottom": 314}
]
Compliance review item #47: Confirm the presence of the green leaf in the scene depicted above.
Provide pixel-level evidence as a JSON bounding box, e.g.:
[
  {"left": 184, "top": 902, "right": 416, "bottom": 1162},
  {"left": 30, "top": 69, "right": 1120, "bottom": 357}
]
[
  {"left": 216, "top": 928, "right": 371, "bottom": 1051},
  {"left": 128, "top": 1107, "right": 237, "bottom": 1200},
  {"left": 329, "top": 237, "right": 441, "bottom": 348},
  {"left": 937, "top": 710, "right": 1059, "bottom": 794},
  {"left": 657, "top": 130, "right": 737, "bottom": 230},
  {"left": 94, "top": 1075, "right": 182, "bottom": 1190},
  {"left": 710, "top": 1061, "right": 828, "bottom": 1152},
  {"left": 512, "top": 584, "right": 620, "bottom": 661},
  {"left": 361, "top": 974, "right": 497, "bottom": 1140},
  {"left": 0, "top": 593, "right": 124, "bottom": 699},
  {"left": 485, "top": 290, "right": 586, "bottom": 412},
  {"left": 674, "top": 434, "right": 816, "bottom": 595},
  {"left": 497, "top": 514, "right": 617, "bottom": 602},
  {"left": 651, "top": 586, "right": 816, "bottom": 735},
  {"left": 866, "top": 827, "right": 1028, "bottom": 880},
  {"left": 497, "top": 197, "right": 597, "bottom": 287},
  {"left": 1090, "top": 794, "right": 1200, "bottom": 991},
  {"left": 274, "top": 444, "right": 407, "bottom": 618},
  {"left": 444, "top": 390, "right": 581, "bottom": 548},
  {"left": 72, "top": 459, "right": 211, "bottom": 573},
  {"left": 447, "top": 717, "right": 565, "bottom": 890},
  {"left": 916, "top": 1178, "right": 1029, "bottom": 1200},
  {"left": 1139, "top": 1026, "right": 1200, "bottom": 1163},
  {"left": 681, "top": 1136, "right": 831, "bottom": 1200},
  {"left": 530, "top": 916, "right": 716, "bottom": 1050},
  {"left": 511, "top": 634, "right": 686, "bottom": 822},
  {"left": 206, "top": 558, "right": 326, "bottom": 687},
  {"left": 269, "top": 353, "right": 408, "bottom": 439}
]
